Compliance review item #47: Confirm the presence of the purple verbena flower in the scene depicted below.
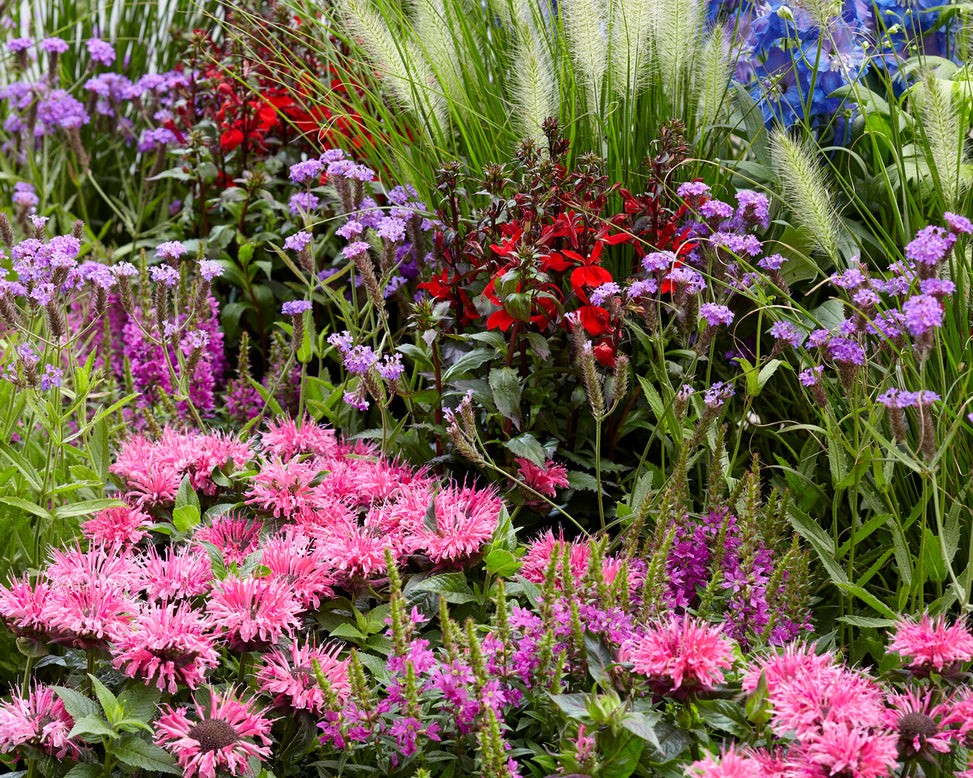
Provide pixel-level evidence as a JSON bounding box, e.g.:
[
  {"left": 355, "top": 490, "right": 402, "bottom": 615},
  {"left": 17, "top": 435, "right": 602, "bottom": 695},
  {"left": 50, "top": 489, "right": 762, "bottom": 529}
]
[
  {"left": 798, "top": 366, "right": 823, "bottom": 386},
  {"left": 905, "top": 226, "right": 955, "bottom": 266},
  {"left": 769, "top": 321, "right": 804, "bottom": 347},
  {"left": 288, "top": 192, "right": 320, "bottom": 216},
  {"left": 199, "top": 260, "right": 223, "bottom": 281},
  {"left": 284, "top": 232, "right": 313, "bottom": 253},
  {"left": 677, "top": 182, "right": 710, "bottom": 199},
  {"left": 589, "top": 282, "right": 621, "bottom": 307},
  {"left": 289, "top": 159, "right": 325, "bottom": 184},
  {"left": 155, "top": 241, "right": 187, "bottom": 261},
  {"left": 944, "top": 212, "right": 973, "bottom": 235},
  {"left": 902, "top": 294, "right": 943, "bottom": 337},
  {"left": 148, "top": 265, "right": 180, "bottom": 287},
  {"left": 700, "top": 303, "right": 734, "bottom": 327},
  {"left": 86, "top": 39, "right": 115, "bottom": 66},
  {"left": 376, "top": 217, "right": 406, "bottom": 243},
  {"left": 704, "top": 381, "right": 734, "bottom": 408},
  {"left": 829, "top": 337, "right": 865, "bottom": 365},
  {"left": 282, "top": 300, "right": 312, "bottom": 316},
  {"left": 40, "top": 37, "right": 69, "bottom": 54}
]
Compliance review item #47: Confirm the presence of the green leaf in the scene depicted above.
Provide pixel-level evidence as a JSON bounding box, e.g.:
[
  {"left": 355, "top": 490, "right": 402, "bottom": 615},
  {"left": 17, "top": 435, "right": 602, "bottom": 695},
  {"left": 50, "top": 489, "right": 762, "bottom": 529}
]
[
  {"left": 548, "top": 693, "right": 590, "bottom": 721},
  {"left": 643, "top": 720, "right": 692, "bottom": 762},
  {"left": 696, "top": 699, "right": 751, "bottom": 738},
  {"left": 88, "top": 675, "right": 119, "bottom": 722},
  {"left": 53, "top": 498, "right": 123, "bottom": 519},
  {"left": 443, "top": 349, "right": 496, "bottom": 382},
  {"left": 173, "top": 475, "right": 201, "bottom": 532},
  {"left": 585, "top": 633, "right": 614, "bottom": 686},
  {"left": 503, "top": 434, "right": 547, "bottom": 467},
  {"left": 64, "top": 765, "right": 102, "bottom": 778},
  {"left": 567, "top": 471, "right": 598, "bottom": 492},
  {"left": 413, "top": 573, "right": 478, "bottom": 604},
  {"left": 329, "top": 623, "right": 368, "bottom": 641},
  {"left": 69, "top": 714, "right": 118, "bottom": 741},
  {"left": 489, "top": 367, "right": 522, "bottom": 430},
  {"left": 423, "top": 498, "right": 439, "bottom": 534},
  {"left": 112, "top": 734, "right": 181, "bottom": 774},
  {"left": 599, "top": 731, "right": 643, "bottom": 778},
  {"left": 619, "top": 711, "right": 663, "bottom": 752},
  {"left": 785, "top": 504, "right": 849, "bottom": 586},
  {"left": 835, "top": 582, "right": 898, "bottom": 619},
  {"left": 755, "top": 359, "right": 782, "bottom": 396},
  {"left": 117, "top": 684, "right": 162, "bottom": 723},
  {"left": 52, "top": 687, "right": 99, "bottom": 721},
  {"left": 0, "top": 497, "right": 53, "bottom": 520},
  {"left": 485, "top": 548, "right": 520, "bottom": 577}
]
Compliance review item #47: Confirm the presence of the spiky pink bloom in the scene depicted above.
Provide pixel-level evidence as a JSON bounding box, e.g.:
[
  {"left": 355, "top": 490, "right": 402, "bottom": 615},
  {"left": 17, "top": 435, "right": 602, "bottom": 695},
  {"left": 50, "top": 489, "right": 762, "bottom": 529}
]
[
  {"left": 123, "top": 466, "right": 181, "bottom": 507},
  {"left": 770, "top": 667, "right": 885, "bottom": 742},
  {"left": 155, "top": 688, "right": 272, "bottom": 778},
  {"left": 45, "top": 544, "right": 141, "bottom": 590},
  {"left": 40, "top": 580, "right": 135, "bottom": 650},
  {"left": 142, "top": 546, "right": 213, "bottom": 602},
  {"left": 886, "top": 689, "right": 959, "bottom": 759},
  {"left": 112, "top": 602, "right": 220, "bottom": 693},
  {"left": 194, "top": 515, "right": 262, "bottom": 566},
  {"left": 256, "top": 639, "right": 350, "bottom": 713},
  {"left": 317, "top": 446, "right": 428, "bottom": 507},
  {"left": 260, "top": 533, "right": 335, "bottom": 610},
  {"left": 245, "top": 459, "right": 327, "bottom": 519},
  {"left": 82, "top": 505, "right": 150, "bottom": 547},
  {"left": 687, "top": 744, "right": 768, "bottom": 777},
  {"left": 742, "top": 643, "right": 842, "bottom": 696},
  {"left": 621, "top": 615, "right": 735, "bottom": 697},
  {"left": 411, "top": 484, "right": 501, "bottom": 563},
  {"left": 206, "top": 576, "right": 302, "bottom": 651},
  {"left": 261, "top": 417, "right": 338, "bottom": 460},
  {"left": 0, "top": 574, "right": 51, "bottom": 639},
  {"left": 888, "top": 613, "right": 973, "bottom": 674},
  {"left": 0, "top": 684, "right": 80, "bottom": 760},
  {"left": 800, "top": 721, "right": 898, "bottom": 778},
  {"left": 317, "top": 517, "right": 397, "bottom": 584},
  {"left": 514, "top": 457, "right": 570, "bottom": 498}
]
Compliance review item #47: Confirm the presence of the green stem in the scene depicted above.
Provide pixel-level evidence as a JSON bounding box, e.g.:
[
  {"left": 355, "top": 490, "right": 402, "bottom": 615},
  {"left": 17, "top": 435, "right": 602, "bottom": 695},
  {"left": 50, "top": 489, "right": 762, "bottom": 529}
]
[{"left": 594, "top": 417, "right": 604, "bottom": 532}]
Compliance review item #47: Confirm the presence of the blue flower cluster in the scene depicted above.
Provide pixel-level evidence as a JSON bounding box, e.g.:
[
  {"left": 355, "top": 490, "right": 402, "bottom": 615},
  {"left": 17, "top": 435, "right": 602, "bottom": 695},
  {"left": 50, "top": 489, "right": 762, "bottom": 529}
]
[{"left": 708, "top": 0, "right": 955, "bottom": 130}]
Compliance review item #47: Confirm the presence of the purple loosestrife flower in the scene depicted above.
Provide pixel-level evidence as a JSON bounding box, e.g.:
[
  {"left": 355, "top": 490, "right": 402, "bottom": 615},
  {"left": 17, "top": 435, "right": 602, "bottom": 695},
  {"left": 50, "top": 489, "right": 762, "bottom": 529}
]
[
  {"left": 288, "top": 192, "right": 319, "bottom": 216},
  {"left": 284, "top": 232, "right": 313, "bottom": 253},
  {"left": 289, "top": 159, "right": 325, "bottom": 184},
  {"left": 281, "top": 301, "right": 312, "bottom": 316},
  {"left": 877, "top": 388, "right": 914, "bottom": 442},
  {"left": 155, "top": 241, "right": 186, "bottom": 261},
  {"left": 198, "top": 261, "right": 223, "bottom": 282},
  {"left": 40, "top": 37, "right": 69, "bottom": 54},
  {"left": 700, "top": 303, "right": 734, "bottom": 327},
  {"left": 148, "top": 265, "right": 180, "bottom": 287},
  {"left": 677, "top": 181, "right": 710, "bottom": 199},
  {"left": 335, "top": 220, "right": 364, "bottom": 240},
  {"left": 589, "top": 282, "right": 621, "bottom": 307},
  {"left": 902, "top": 294, "right": 943, "bottom": 342},
  {"left": 85, "top": 39, "right": 115, "bottom": 66},
  {"left": 704, "top": 381, "right": 734, "bottom": 409},
  {"left": 769, "top": 321, "right": 804, "bottom": 348},
  {"left": 376, "top": 217, "right": 406, "bottom": 243},
  {"left": 945, "top": 212, "right": 973, "bottom": 235},
  {"left": 905, "top": 226, "right": 955, "bottom": 267}
]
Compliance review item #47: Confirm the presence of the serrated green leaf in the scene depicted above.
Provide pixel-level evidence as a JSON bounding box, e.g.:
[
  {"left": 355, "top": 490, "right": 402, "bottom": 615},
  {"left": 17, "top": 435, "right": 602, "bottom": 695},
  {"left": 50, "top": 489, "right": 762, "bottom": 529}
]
[
  {"left": 112, "top": 734, "right": 181, "bottom": 774},
  {"left": 64, "top": 764, "right": 102, "bottom": 778},
  {"left": 548, "top": 692, "right": 589, "bottom": 720},
  {"left": 69, "top": 714, "right": 117, "bottom": 741},
  {"left": 52, "top": 687, "right": 100, "bottom": 721},
  {"left": 118, "top": 684, "right": 162, "bottom": 723},
  {"left": 489, "top": 367, "right": 522, "bottom": 430},
  {"left": 503, "top": 434, "right": 546, "bottom": 467},
  {"left": 88, "top": 675, "right": 119, "bottom": 722},
  {"left": 484, "top": 549, "right": 520, "bottom": 577},
  {"left": 413, "top": 573, "right": 477, "bottom": 604}
]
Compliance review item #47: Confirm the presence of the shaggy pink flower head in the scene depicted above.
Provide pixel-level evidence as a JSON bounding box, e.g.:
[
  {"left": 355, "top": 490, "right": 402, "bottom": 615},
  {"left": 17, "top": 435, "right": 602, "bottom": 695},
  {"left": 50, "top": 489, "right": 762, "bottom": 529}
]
[
  {"left": 206, "top": 575, "right": 302, "bottom": 651},
  {"left": 801, "top": 721, "right": 898, "bottom": 778},
  {"left": 260, "top": 533, "right": 335, "bottom": 610},
  {"left": 155, "top": 687, "right": 273, "bottom": 778},
  {"left": 770, "top": 667, "right": 885, "bottom": 742},
  {"left": 620, "top": 615, "right": 735, "bottom": 697},
  {"left": 245, "top": 459, "right": 326, "bottom": 520},
  {"left": 82, "top": 505, "right": 150, "bottom": 547},
  {"left": 0, "top": 684, "right": 80, "bottom": 760},
  {"left": 113, "top": 601, "right": 220, "bottom": 693},
  {"left": 411, "top": 483, "right": 502, "bottom": 563},
  {"left": 261, "top": 417, "right": 338, "bottom": 460},
  {"left": 256, "top": 639, "right": 350, "bottom": 713},
  {"left": 885, "top": 689, "right": 959, "bottom": 760},
  {"left": 742, "top": 642, "right": 842, "bottom": 697},
  {"left": 514, "top": 457, "right": 569, "bottom": 498},
  {"left": 888, "top": 613, "right": 973, "bottom": 675},
  {"left": 194, "top": 514, "right": 262, "bottom": 566},
  {"left": 687, "top": 744, "right": 769, "bottom": 777},
  {"left": 142, "top": 546, "right": 213, "bottom": 602},
  {"left": 40, "top": 579, "right": 135, "bottom": 650},
  {"left": 0, "top": 574, "right": 51, "bottom": 640}
]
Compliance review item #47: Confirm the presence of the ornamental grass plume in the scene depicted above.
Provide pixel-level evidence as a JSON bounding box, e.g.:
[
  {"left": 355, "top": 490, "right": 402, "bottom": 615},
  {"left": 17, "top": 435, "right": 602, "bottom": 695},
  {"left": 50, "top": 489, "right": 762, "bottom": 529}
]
[
  {"left": 913, "top": 70, "right": 968, "bottom": 208},
  {"left": 155, "top": 687, "right": 273, "bottom": 778},
  {"left": 513, "top": 23, "right": 557, "bottom": 146},
  {"left": 769, "top": 129, "right": 840, "bottom": 264}
]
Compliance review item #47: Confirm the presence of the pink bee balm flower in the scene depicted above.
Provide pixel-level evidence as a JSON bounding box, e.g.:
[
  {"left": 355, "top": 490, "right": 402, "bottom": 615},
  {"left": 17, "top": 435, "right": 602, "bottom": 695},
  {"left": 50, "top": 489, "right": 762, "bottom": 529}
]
[
  {"left": 40, "top": 580, "right": 135, "bottom": 650},
  {"left": 412, "top": 483, "right": 502, "bottom": 563},
  {"left": 245, "top": 459, "right": 326, "bottom": 519},
  {"left": 514, "top": 457, "right": 570, "bottom": 498},
  {"left": 260, "top": 532, "right": 335, "bottom": 610},
  {"left": 886, "top": 689, "right": 960, "bottom": 760},
  {"left": 256, "top": 639, "right": 350, "bottom": 713},
  {"left": 621, "top": 615, "right": 735, "bottom": 697},
  {"left": 155, "top": 687, "right": 273, "bottom": 778},
  {"left": 45, "top": 543, "right": 141, "bottom": 590},
  {"left": 113, "top": 601, "right": 220, "bottom": 693},
  {"left": 261, "top": 417, "right": 338, "bottom": 460},
  {"left": 194, "top": 514, "right": 262, "bottom": 567},
  {"left": 888, "top": 613, "right": 973, "bottom": 675},
  {"left": 82, "top": 504, "right": 150, "bottom": 548},
  {"left": 316, "top": 515, "right": 397, "bottom": 584},
  {"left": 206, "top": 575, "right": 302, "bottom": 652},
  {"left": 741, "top": 642, "right": 842, "bottom": 696},
  {"left": 0, "top": 574, "right": 51, "bottom": 640},
  {"left": 0, "top": 684, "right": 80, "bottom": 760},
  {"left": 687, "top": 744, "right": 768, "bottom": 777},
  {"left": 142, "top": 546, "right": 213, "bottom": 602},
  {"left": 801, "top": 721, "right": 898, "bottom": 778}
]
